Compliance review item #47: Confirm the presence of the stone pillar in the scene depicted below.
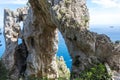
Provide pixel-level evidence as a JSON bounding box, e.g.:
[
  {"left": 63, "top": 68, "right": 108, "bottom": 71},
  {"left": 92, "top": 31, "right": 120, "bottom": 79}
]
[
  {"left": 2, "top": 8, "right": 20, "bottom": 70},
  {"left": 23, "top": 7, "right": 59, "bottom": 78},
  {"left": 2, "top": 7, "right": 28, "bottom": 79}
]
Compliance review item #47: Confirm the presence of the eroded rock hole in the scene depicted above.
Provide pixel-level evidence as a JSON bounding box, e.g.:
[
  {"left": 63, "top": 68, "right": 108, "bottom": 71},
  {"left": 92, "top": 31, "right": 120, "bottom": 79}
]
[
  {"left": 18, "top": 38, "right": 22, "bottom": 44},
  {"left": 18, "top": 22, "right": 24, "bottom": 45}
]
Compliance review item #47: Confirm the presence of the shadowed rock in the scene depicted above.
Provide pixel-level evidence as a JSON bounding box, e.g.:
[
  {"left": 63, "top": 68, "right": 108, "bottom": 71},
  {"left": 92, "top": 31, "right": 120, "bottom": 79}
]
[{"left": 9, "top": 41, "right": 28, "bottom": 80}]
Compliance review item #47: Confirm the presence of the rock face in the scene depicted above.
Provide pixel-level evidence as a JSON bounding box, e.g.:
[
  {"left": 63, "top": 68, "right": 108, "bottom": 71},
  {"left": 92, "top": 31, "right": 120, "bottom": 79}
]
[
  {"left": 2, "top": 6, "right": 69, "bottom": 80},
  {"left": 23, "top": 7, "right": 59, "bottom": 78},
  {"left": 2, "top": 0, "right": 120, "bottom": 80},
  {"left": 9, "top": 41, "right": 28, "bottom": 79},
  {"left": 27, "top": 0, "right": 120, "bottom": 79},
  {"left": 107, "top": 41, "right": 120, "bottom": 79},
  {"left": 28, "top": 0, "right": 90, "bottom": 78},
  {"left": 2, "top": 7, "right": 28, "bottom": 70},
  {"left": 2, "top": 7, "right": 28, "bottom": 79}
]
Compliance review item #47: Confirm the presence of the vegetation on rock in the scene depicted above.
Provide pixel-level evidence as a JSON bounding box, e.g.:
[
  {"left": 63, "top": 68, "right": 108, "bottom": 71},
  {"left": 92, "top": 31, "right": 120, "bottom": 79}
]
[
  {"left": 56, "top": 56, "right": 70, "bottom": 80},
  {"left": 73, "top": 63, "right": 111, "bottom": 80}
]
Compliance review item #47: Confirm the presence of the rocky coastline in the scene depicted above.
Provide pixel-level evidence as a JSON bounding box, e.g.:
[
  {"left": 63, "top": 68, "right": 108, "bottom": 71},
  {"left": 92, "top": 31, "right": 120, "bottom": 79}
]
[{"left": 1, "top": 0, "right": 120, "bottom": 80}]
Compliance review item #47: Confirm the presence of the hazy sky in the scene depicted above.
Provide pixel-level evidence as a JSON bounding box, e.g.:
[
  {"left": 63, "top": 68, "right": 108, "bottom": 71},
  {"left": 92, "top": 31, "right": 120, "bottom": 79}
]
[
  {"left": 0, "top": 0, "right": 120, "bottom": 28},
  {"left": 87, "top": 0, "right": 120, "bottom": 26}
]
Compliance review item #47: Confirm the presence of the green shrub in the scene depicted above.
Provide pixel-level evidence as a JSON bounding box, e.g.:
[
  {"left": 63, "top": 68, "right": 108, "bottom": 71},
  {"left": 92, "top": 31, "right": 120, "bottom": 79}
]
[
  {"left": 0, "top": 59, "right": 8, "bottom": 80},
  {"left": 76, "top": 63, "right": 111, "bottom": 80}
]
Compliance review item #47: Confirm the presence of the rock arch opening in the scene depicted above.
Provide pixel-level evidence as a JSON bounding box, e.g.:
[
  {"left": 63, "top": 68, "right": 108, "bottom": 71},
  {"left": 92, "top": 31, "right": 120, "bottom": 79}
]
[
  {"left": 18, "top": 38, "right": 22, "bottom": 45},
  {"left": 18, "top": 21, "right": 24, "bottom": 45},
  {"left": 57, "top": 31, "right": 72, "bottom": 69}
]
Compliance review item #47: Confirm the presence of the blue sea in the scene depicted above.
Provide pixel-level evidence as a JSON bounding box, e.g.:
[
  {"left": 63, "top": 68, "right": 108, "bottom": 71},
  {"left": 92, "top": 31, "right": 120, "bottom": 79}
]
[{"left": 0, "top": 25, "right": 120, "bottom": 69}]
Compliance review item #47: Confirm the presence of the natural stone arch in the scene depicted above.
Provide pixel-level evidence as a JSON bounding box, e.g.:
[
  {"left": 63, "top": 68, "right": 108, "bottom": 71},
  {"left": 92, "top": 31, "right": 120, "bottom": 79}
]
[
  {"left": 2, "top": 5, "right": 70, "bottom": 80},
  {"left": 27, "top": 0, "right": 91, "bottom": 78},
  {"left": 28, "top": 0, "right": 120, "bottom": 79}
]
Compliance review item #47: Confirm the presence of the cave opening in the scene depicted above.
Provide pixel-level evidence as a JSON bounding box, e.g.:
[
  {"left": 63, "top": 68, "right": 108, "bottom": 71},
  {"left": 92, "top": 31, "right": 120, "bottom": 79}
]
[
  {"left": 18, "top": 21, "right": 24, "bottom": 45},
  {"left": 57, "top": 31, "right": 72, "bottom": 69},
  {"left": 18, "top": 38, "right": 22, "bottom": 45}
]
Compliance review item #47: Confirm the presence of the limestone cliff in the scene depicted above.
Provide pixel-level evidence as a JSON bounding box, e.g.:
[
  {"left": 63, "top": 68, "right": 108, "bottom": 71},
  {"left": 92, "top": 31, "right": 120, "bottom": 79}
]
[
  {"left": 2, "top": 6, "right": 69, "bottom": 80},
  {"left": 2, "top": 7, "right": 28, "bottom": 70},
  {"left": 2, "top": 0, "right": 120, "bottom": 80}
]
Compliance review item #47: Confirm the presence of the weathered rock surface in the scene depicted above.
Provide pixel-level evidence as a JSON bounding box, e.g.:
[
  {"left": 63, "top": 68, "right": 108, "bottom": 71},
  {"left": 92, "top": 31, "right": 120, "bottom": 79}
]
[
  {"left": 23, "top": 7, "right": 59, "bottom": 78},
  {"left": 2, "top": 0, "right": 120, "bottom": 80},
  {"left": 2, "top": 7, "right": 29, "bottom": 80},
  {"left": 27, "top": 0, "right": 90, "bottom": 78},
  {"left": 2, "top": 7, "right": 28, "bottom": 70},
  {"left": 28, "top": 0, "right": 120, "bottom": 79},
  {"left": 9, "top": 41, "right": 28, "bottom": 80},
  {"left": 2, "top": 6, "right": 70, "bottom": 80}
]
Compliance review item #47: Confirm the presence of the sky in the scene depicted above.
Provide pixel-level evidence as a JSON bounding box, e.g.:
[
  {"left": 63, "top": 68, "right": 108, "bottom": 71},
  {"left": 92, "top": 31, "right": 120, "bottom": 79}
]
[
  {"left": 0, "top": 0, "right": 120, "bottom": 28},
  {"left": 87, "top": 0, "right": 120, "bottom": 26},
  {"left": 0, "top": 0, "right": 28, "bottom": 29}
]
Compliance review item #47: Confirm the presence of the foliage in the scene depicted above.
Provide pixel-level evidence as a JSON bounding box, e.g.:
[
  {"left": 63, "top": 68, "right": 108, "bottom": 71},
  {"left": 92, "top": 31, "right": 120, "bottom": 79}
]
[
  {"left": 75, "top": 63, "right": 111, "bottom": 80},
  {"left": 0, "top": 59, "right": 8, "bottom": 80}
]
